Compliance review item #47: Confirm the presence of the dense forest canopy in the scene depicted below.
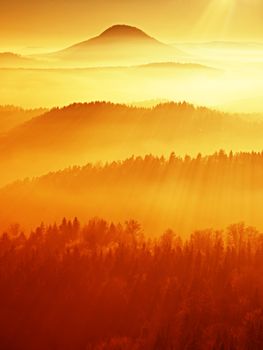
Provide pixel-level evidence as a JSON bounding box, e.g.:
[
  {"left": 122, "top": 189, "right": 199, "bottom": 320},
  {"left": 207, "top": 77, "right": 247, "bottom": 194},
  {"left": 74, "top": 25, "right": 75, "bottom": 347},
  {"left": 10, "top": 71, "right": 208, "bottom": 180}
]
[{"left": 1, "top": 218, "right": 263, "bottom": 349}]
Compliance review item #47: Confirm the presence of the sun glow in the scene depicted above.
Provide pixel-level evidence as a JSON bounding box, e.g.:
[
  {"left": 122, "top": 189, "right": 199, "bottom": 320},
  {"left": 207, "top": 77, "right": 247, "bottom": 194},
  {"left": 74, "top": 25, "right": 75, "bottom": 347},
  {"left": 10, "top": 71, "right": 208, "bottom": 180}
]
[{"left": 1, "top": 0, "right": 263, "bottom": 348}]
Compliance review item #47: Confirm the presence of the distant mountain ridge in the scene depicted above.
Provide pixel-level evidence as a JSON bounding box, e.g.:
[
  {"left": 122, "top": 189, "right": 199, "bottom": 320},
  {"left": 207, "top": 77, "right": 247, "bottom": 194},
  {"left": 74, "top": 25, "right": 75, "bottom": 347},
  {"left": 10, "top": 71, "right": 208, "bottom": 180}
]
[
  {"left": 49, "top": 24, "right": 186, "bottom": 65},
  {"left": 0, "top": 101, "right": 262, "bottom": 185},
  {"left": 0, "top": 25, "right": 188, "bottom": 68}
]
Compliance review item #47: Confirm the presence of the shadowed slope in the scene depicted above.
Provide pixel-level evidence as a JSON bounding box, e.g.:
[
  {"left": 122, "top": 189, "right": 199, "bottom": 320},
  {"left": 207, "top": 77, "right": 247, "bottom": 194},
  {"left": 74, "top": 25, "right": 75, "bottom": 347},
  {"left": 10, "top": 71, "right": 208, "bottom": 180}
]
[{"left": 0, "top": 105, "right": 47, "bottom": 134}]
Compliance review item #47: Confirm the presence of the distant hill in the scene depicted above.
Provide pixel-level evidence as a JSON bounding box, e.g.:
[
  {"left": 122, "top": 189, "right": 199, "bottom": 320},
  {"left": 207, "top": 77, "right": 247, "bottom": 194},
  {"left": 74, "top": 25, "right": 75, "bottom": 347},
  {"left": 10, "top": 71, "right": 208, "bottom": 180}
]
[
  {"left": 138, "top": 62, "right": 218, "bottom": 71},
  {"left": 66, "top": 24, "right": 165, "bottom": 47},
  {"left": 0, "top": 26, "right": 187, "bottom": 68},
  {"left": 0, "top": 101, "right": 262, "bottom": 185},
  {"left": 0, "top": 52, "right": 44, "bottom": 68},
  {"left": 0, "top": 59, "right": 222, "bottom": 108},
  {"left": 49, "top": 25, "right": 186, "bottom": 66},
  {"left": 1, "top": 25, "right": 187, "bottom": 68}
]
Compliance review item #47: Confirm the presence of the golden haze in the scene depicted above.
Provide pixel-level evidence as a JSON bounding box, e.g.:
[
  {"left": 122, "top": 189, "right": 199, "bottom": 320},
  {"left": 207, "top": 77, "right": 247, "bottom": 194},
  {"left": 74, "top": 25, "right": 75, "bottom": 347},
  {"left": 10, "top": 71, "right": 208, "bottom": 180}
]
[{"left": 1, "top": 2, "right": 263, "bottom": 348}]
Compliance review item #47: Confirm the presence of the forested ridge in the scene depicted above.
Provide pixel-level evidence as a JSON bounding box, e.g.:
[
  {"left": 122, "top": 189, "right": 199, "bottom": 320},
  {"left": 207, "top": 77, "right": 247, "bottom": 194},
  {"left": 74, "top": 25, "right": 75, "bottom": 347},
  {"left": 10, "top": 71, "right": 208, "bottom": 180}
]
[
  {"left": 1, "top": 218, "right": 263, "bottom": 349},
  {"left": 1, "top": 151, "right": 263, "bottom": 234},
  {"left": 1, "top": 106, "right": 263, "bottom": 349},
  {"left": 0, "top": 101, "right": 263, "bottom": 185}
]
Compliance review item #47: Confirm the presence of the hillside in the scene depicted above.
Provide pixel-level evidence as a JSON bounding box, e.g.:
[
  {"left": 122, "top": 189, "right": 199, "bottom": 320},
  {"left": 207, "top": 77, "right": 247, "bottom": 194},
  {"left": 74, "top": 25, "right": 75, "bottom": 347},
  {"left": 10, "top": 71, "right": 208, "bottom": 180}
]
[
  {"left": 0, "top": 106, "right": 47, "bottom": 134},
  {"left": 1, "top": 151, "right": 263, "bottom": 234},
  {"left": 0, "top": 102, "right": 262, "bottom": 185}
]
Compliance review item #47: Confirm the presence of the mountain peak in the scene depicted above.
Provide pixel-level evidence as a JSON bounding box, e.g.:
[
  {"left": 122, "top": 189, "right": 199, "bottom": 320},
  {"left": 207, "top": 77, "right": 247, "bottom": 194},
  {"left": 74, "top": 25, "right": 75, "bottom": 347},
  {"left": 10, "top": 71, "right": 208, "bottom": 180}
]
[
  {"left": 99, "top": 25, "right": 151, "bottom": 40},
  {"left": 55, "top": 24, "right": 184, "bottom": 64}
]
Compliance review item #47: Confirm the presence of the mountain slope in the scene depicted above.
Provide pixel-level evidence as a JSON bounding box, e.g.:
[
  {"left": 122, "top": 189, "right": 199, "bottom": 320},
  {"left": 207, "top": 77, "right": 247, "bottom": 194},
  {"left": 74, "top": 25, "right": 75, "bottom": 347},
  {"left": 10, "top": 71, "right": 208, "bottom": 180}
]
[
  {"left": 66, "top": 24, "right": 165, "bottom": 48},
  {"left": 1, "top": 152, "right": 263, "bottom": 234},
  {"left": 0, "top": 102, "right": 262, "bottom": 185},
  {"left": 0, "top": 106, "right": 47, "bottom": 134},
  {"left": 50, "top": 24, "right": 186, "bottom": 65}
]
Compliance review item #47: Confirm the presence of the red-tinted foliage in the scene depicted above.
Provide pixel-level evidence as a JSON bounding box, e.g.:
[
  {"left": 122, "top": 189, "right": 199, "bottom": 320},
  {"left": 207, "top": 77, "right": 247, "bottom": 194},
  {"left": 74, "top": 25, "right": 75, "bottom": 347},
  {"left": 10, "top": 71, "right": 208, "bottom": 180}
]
[{"left": 0, "top": 219, "right": 263, "bottom": 349}]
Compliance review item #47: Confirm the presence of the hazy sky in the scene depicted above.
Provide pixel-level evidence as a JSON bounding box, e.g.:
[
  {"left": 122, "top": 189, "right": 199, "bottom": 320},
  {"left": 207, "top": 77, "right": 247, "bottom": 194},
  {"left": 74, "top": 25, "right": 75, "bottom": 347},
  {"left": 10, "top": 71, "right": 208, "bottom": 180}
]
[{"left": 1, "top": 0, "right": 263, "bottom": 50}]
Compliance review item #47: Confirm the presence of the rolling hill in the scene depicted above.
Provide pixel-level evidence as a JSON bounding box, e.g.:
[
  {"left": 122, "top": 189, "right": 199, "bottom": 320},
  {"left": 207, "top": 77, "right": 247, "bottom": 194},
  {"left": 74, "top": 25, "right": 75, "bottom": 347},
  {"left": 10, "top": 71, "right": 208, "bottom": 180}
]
[
  {"left": 0, "top": 52, "right": 46, "bottom": 68},
  {"left": 0, "top": 102, "right": 262, "bottom": 185},
  {"left": 0, "top": 61, "right": 220, "bottom": 108}
]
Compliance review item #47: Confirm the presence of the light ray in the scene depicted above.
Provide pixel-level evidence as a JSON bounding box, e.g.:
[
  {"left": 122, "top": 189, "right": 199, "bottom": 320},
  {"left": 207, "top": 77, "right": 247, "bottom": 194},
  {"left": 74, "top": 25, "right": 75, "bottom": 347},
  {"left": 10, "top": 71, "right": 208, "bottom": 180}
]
[{"left": 193, "top": 0, "right": 237, "bottom": 41}]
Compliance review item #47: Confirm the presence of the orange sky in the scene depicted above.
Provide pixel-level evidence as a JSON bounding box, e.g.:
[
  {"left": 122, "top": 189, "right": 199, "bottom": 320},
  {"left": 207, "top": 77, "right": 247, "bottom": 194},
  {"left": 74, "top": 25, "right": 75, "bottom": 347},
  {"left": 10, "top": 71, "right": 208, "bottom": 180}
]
[{"left": 1, "top": 0, "right": 263, "bottom": 51}]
